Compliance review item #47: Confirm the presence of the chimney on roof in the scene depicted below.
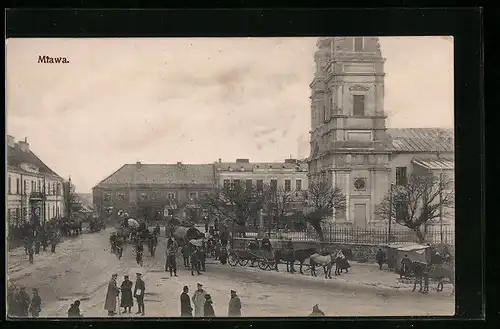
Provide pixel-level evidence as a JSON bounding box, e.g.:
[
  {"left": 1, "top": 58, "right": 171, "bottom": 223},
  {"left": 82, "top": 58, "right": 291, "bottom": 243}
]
[
  {"left": 177, "top": 162, "right": 182, "bottom": 165},
  {"left": 7, "top": 135, "right": 15, "bottom": 148},
  {"left": 18, "top": 137, "right": 30, "bottom": 152},
  {"left": 136, "top": 161, "right": 142, "bottom": 168},
  {"left": 218, "top": 158, "right": 222, "bottom": 163},
  {"left": 236, "top": 158, "right": 249, "bottom": 163}
]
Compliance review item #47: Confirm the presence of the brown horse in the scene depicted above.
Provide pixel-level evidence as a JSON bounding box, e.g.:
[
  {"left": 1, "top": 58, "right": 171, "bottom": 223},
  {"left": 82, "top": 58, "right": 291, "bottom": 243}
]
[{"left": 273, "top": 248, "right": 317, "bottom": 274}]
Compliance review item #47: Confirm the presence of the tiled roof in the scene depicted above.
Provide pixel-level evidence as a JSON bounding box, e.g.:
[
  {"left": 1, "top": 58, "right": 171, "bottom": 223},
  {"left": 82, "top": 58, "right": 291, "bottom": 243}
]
[
  {"left": 412, "top": 157, "right": 454, "bottom": 170},
  {"left": 7, "top": 145, "right": 62, "bottom": 178},
  {"left": 387, "top": 128, "right": 454, "bottom": 153},
  {"left": 215, "top": 162, "right": 308, "bottom": 172},
  {"left": 96, "top": 163, "right": 216, "bottom": 187}
]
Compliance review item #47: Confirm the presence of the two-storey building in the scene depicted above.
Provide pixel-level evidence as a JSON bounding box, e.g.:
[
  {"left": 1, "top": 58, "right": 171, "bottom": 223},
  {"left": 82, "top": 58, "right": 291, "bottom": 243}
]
[
  {"left": 7, "top": 135, "right": 65, "bottom": 227},
  {"left": 214, "top": 158, "right": 309, "bottom": 209},
  {"left": 92, "top": 162, "right": 216, "bottom": 222}
]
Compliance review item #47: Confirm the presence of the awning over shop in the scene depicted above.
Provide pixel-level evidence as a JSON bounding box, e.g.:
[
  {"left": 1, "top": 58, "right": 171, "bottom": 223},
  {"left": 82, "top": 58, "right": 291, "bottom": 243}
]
[{"left": 412, "top": 157, "right": 454, "bottom": 171}]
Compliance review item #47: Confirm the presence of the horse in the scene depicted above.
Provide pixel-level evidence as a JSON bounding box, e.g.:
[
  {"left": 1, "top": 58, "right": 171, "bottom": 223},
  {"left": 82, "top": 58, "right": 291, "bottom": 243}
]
[
  {"left": 333, "top": 250, "right": 351, "bottom": 276},
  {"left": 309, "top": 253, "right": 336, "bottom": 279},
  {"left": 401, "top": 258, "right": 454, "bottom": 294},
  {"left": 273, "top": 248, "right": 317, "bottom": 274}
]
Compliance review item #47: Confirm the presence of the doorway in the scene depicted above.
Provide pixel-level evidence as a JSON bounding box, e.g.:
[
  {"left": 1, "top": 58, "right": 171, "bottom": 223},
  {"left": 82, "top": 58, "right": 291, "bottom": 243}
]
[{"left": 354, "top": 204, "right": 367, "bottom": 229}]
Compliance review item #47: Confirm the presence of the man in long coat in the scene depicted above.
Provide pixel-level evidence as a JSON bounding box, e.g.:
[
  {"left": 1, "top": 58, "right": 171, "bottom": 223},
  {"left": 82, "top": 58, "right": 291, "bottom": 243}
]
[
  {"left": 228, "top": 290, "right": 241, "bottom": 317},
  {"left": 191, "top": 282, "right": 207, "bottom": 317},
  {"left": 120, "top": 275, "right": 134, "bottom": 313},
  {"left": 180, "top": 285, "right": 193, "bottom": 317},
  {"left": 166, "top": 237, "right": 179, "bottom": 276},
  {"left": 104, "top": 274, "right": 119, "bottom": 316},
  {"left": 134, "top": 273, "right": 146, "bottom": 315}
]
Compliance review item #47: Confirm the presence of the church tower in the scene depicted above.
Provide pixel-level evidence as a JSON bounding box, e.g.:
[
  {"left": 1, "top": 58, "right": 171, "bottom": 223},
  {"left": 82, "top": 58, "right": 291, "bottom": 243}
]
[{"left": 309, "top": 37, "right": 391, "bottom": 228}]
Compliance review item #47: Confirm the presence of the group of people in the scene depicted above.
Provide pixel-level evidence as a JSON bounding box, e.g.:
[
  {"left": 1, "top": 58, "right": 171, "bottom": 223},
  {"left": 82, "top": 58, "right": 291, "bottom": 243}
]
[
  {"left": 7, "top": 285, "right": 42, "bottom": 317},
  {"left": 23, "top": 227, "right": 59, "bottom": 264},
  {"left": 104, "top": 273, "right": 146, "bottom": 316},
  {"left": 180, "top": 283, "right": 242, "bottom": 317}
]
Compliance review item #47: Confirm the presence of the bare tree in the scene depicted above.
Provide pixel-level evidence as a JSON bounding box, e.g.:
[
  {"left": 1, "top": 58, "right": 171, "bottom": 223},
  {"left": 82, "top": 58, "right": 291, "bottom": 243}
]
[
  {"left": 304, "top": 180, "right": 347, "bottom": 241},
  {"left": 264, "top": 187, "right": 297, "bottom": 233},
  {"left": 200, "top": 183, "right": 268, "bottom": 236},
  {"left": 63, "top": 180, "right": 80, "bottom": 220},
  {"left": 376, "top": 173, "right": 455, "bottom": 243}
]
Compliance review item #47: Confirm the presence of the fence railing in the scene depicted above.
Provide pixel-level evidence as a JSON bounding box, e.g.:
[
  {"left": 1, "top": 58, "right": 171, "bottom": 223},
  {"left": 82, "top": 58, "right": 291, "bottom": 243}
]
[{"left": 243, "top": 224, "right": 455, "bottom": 245}]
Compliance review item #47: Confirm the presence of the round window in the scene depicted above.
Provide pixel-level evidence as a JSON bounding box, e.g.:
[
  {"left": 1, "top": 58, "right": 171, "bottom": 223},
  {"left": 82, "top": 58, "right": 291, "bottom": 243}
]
[{"left": 354, "top": 178, "right": 366, "bottom": 190}]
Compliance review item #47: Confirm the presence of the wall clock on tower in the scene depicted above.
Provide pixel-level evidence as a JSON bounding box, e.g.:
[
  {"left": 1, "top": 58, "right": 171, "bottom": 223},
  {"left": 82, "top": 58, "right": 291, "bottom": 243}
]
[{"left": 354, "top": 178, "right": 366, "bottom": 190}]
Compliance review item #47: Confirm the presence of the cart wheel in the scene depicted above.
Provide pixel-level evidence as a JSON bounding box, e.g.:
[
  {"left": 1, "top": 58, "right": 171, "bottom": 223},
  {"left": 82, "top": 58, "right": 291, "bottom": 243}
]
[
  {"left": 228, "top": 252, "right": 239, "bottom": 266},
  {"left": 258, "top": 259, "right": 269, "bottom": 270},
  {"left": 239, "top": 259, "right": 249, "bottom": 266}
]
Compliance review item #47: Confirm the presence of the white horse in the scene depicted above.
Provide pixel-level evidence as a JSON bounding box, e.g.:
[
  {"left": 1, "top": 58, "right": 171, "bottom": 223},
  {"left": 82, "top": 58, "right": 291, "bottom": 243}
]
[{"left": 309, "top": 253, "right": 336, "bottom": 279}]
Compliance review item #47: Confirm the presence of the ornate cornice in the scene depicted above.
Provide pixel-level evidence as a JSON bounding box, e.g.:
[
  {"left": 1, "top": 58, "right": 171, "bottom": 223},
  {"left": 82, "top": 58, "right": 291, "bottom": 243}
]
[{"left": 348, "top": 84, "right": 371, "bottom": 92}]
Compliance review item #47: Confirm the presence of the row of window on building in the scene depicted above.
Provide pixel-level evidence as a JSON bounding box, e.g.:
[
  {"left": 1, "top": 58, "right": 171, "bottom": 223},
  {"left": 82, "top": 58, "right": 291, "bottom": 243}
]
[
  {"left": 7, "top": 176, "right": 62, "bottom": 196},
  {"left": 103, "top": 190, "right": 209, "bottom": 202},
  {"left": 222, "top": 179, "right": 303, "bottom": 192},
  {"left": 7, "top": 204, "right": 62, "bottom": 227}
]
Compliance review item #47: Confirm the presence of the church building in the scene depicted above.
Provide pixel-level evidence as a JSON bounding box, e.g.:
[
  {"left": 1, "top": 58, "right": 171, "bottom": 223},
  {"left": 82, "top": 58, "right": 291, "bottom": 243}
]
[{"left": 307, "top": 37, "right": 454, "bottom": 229}]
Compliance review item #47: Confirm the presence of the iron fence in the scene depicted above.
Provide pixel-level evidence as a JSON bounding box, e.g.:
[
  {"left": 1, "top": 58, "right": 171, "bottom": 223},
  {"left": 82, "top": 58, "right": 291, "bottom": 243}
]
[{"left": 257, "top": 224, "right": 455, "bottom": 245}]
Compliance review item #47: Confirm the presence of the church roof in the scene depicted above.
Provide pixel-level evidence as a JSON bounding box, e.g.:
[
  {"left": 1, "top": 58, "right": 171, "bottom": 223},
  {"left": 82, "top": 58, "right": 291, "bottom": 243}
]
[
  {"left": 94, "top": 163, "right": 216, "bottom": 187},
  {"left": 387, "top": 128, "right": 454, "bottom": 153},
  {"left": 412, "top": 157, "right": 454, "bottom": 170},
  {"left": 7, "top": 144, "right": 62, "bottom": 178}
]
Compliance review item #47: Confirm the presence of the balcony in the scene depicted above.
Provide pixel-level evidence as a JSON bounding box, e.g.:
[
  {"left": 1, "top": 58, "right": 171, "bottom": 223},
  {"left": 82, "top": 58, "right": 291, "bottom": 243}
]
[{"left": 29, "top": 192, "right": 45, "bottom": 201}]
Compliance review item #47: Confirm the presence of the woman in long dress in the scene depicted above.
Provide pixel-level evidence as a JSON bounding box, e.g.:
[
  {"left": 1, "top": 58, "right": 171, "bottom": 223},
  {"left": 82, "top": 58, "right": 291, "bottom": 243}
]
[{"left": 120, "top": 275, "right": 134, "bottom": 313}]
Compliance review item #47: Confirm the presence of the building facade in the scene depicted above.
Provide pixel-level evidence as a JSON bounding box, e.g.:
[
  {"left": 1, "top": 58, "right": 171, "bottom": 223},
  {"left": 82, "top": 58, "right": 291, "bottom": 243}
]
[
  {"left": 7, "top": 135, "right": 65, "bottom": 227},
  {"left": 308, "top": 37, "right": 454, "bottom": 229},
  {"left": 92, "top": 162, "right": 216, "bottom": 222},
  {"left": 214, "top": 158, "right": 308, "bottom": 206}
]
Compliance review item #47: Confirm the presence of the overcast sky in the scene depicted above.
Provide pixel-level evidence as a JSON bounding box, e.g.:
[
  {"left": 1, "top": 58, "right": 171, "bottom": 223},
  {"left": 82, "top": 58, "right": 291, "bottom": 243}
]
[{"left": 6, "top": 37, "right": 454, "bottom": 193}]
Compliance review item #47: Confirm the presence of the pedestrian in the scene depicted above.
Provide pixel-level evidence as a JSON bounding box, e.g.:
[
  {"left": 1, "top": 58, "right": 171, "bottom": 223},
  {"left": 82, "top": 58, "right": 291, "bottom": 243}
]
[
  {"left": 134, "top": 273, "right": 146, "bottom": 316},
  {"left": 120, "top": 275, "right": 134, "bottom": 314},
  {"left": 135, "top": 241, "right": 144, "bottom": 267},
  {"left": 376, "top": 248, "right": 386, "bottom": 270},
  {"left": 203, "top": 294, "right": 215, "bottom": 317},
  {"left": 104, "top": 274, "right": 120, "bottom": 316},
  {"left": 400, "top": 254, "right": 410, "bottom": 278},
  {"left": 27, "top": 241, "right": 34, "bottom": 264},
  {"left": 190, "top": 248, "right": 201, "bottom": 276},
  {"left": 228, "top": 290, "right": 241, "bottom": 317},
  {"left": 35, "top": 238, "right": 41, "bottom": 255},
  {"left": 68, "top": 300, "right": 82, "bottom": 317},
  {"left": 16, "top": 286, "right": 31, "bottom": 317},
  {"left": 29, "top": 288, "right": 42, "bottom": 317},
  {"left": 50, "top": 233, "right": 58, "bottom": 253},
  {"left": 181, "top": 244, "right": 191, "bottom": 267},
  {"left": 7, "top": 285, "right": 21, "bottom": 317},
  {"left": 192, "top": 282, "right": 207, "bottom": 317},
  {"left": 41, "top": 232, "right": 48, "bottom": 252},
  {"left": 165, "top": 237, "right": 178, "bottom": 276},
  {"left": 309, "top": 304, "right": 325, "bottom": 316},
  {"left": 180, "top": 285, "right": 193, "bottom": 317},
  {"left": 23, "top": 236, "right": 30, "bottom": 255}
]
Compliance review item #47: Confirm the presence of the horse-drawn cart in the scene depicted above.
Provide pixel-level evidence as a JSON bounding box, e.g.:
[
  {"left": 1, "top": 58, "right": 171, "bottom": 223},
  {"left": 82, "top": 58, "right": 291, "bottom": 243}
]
[{"left": 228, "top": 248, "right": 274, "bottom": 270}]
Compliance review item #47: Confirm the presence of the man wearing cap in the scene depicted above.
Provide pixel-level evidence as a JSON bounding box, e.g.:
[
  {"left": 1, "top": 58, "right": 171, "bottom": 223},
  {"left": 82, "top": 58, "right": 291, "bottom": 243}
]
[
  {"left": 17, "top": 286, "right": 31, "bottom": 317},
  {"left": 134, "top": 273, "right": 146, "bottom": 316},
  {"left": 29, "top": 288, "right": 42, "bottom": 317},
  {"left": 104, "top": 274, "right": 120, "bottom": 316},
  {"left": 180, "top": 285, "right": 193, "bottom": 317},
  {"left": 191, "top": 283, "right": 207, "bottom": 317},
  {"left": 228, "top": 290, "right": 241, "bottom": 317}
]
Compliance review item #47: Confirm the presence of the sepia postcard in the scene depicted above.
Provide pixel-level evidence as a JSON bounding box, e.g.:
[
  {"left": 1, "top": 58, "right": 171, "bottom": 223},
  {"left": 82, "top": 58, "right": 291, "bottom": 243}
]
[{"left": 6, "top": 36, "right": 455, "bottom": 318}]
